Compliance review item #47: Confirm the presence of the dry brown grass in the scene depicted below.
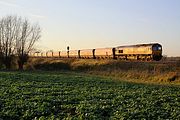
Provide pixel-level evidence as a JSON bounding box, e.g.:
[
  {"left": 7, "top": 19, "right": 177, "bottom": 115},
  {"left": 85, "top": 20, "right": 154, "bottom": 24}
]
[{"left": 26, "top": 58, "right": 180, "bottom": 85}]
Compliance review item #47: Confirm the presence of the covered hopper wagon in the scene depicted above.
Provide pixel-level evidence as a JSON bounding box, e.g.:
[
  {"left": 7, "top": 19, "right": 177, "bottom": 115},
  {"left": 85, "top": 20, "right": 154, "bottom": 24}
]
[{"left": 30, "top": 43, "right": 162, "bottom": 61}]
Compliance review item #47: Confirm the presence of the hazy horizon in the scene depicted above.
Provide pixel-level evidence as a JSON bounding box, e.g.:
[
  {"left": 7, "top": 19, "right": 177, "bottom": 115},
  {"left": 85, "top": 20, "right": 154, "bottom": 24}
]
[{"left": 0, "top": 0, "right": 180, "bottom": 57}]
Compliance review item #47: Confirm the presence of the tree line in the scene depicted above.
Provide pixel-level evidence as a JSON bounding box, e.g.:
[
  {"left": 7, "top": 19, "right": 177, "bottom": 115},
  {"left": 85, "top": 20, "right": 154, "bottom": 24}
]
[{"left": 0, "top": 15, "right": 41, "bottom": 70}]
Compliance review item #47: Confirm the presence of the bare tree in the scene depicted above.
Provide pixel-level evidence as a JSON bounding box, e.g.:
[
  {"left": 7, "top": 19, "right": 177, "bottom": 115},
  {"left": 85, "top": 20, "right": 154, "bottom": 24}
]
[
  {"left": 0, "top": 16, "right": 19, "bottom": 69},
  {"left": 0, "top": 15, "right": 41, "bottom": 69},
  {"left": 16, "top": 19, "right": 41, "bottom": 69}
]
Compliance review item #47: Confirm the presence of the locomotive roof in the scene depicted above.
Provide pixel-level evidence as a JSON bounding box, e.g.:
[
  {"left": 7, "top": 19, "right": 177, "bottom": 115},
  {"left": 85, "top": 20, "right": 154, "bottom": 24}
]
[{"left": 117, "top": 43, "right": 160, "bottom": 48}]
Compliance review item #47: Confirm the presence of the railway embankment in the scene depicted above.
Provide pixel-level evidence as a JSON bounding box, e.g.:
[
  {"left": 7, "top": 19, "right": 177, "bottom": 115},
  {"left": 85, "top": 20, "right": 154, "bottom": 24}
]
[{"left": 26, "top": 58, "right": 180, "bottom": 85}]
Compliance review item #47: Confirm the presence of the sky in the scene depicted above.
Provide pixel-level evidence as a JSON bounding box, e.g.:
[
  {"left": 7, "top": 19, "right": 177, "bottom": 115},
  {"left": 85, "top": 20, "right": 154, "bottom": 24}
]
[{"left": 0, "top": 0, "right": 180, "bottom": 56}]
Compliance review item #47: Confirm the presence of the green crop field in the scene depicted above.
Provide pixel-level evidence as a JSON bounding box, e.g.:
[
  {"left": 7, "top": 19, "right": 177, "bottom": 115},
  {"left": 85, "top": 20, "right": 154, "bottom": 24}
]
[{"left": 0, "top": 71, "right": 180, "bottom": 120}]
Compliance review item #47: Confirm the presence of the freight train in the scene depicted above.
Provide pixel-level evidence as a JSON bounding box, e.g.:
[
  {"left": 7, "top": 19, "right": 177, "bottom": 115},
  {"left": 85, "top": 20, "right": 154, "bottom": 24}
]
[{"left": 30, "top": 43, "right": 163, "bottom": 61}]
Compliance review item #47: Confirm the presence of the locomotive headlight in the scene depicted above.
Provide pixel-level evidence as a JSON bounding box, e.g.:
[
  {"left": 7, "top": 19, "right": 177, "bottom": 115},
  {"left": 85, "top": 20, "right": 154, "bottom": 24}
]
[{"left": 158, "top": 46, "right": 162, "bottom": 50}]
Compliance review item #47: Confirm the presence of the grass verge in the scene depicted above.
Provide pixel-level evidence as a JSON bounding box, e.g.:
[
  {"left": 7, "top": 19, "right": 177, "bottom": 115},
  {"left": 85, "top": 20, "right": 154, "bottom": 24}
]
[{"left": 26, "top": 58, "right": 180, "bottom": 85}]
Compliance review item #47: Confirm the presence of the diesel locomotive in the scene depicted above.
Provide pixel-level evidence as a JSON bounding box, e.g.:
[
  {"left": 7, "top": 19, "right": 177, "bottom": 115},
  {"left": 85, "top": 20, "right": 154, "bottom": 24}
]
[{"left": 30, "top": 43, "right": 162, "bottom": 61}]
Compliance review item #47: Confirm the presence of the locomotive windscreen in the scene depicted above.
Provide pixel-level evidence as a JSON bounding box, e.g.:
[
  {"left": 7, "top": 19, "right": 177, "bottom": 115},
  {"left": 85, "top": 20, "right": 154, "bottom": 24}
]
[{"left": 152, "top": 44, "right": 162, "bottom": 51}]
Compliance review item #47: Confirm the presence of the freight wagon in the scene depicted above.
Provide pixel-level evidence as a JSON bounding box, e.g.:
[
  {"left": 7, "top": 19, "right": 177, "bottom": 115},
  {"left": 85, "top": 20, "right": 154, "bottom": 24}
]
[{"left": 30, "top": 43, "right": 162, "bottom": 61}]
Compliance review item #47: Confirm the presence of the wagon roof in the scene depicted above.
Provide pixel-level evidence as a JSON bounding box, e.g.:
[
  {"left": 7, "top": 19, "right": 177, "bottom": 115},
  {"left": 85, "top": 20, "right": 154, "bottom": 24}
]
[{"left": 117, "top": 43, "right": 160, "bottom": 48}]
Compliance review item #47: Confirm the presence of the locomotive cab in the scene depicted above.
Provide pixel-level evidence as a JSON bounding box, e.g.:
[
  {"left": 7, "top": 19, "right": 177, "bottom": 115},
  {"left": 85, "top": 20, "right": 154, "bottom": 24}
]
[{"left": 152, "top": 44, "right": 162, "bottom": 61}]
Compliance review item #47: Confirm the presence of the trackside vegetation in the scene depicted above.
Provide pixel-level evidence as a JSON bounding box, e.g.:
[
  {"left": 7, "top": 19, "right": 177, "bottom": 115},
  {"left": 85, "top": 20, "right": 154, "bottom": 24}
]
[
  {"left": 0, "top": 71, "right": 179, "bottom": 119},
  {"left": 26, "top": 58, "right": 180, "bottom": 85}
]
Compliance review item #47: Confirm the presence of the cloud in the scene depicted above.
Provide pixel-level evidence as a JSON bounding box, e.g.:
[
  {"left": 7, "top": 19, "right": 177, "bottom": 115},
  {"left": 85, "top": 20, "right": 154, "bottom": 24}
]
[
  {"left": 30, "top": 14, "right": 46, "bottom": 19},
  {"left": 0, "top": 0, "right": 46, "bottom": 20},
  {"left": 0, "top": 1, "right": 19, "bottom": 8}
]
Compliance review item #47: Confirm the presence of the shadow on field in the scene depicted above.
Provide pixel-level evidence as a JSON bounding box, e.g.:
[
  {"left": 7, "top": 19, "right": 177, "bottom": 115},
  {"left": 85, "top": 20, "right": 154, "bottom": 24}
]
[{"left": 34, "top": 62, "right": 71, "bottom": 71}]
